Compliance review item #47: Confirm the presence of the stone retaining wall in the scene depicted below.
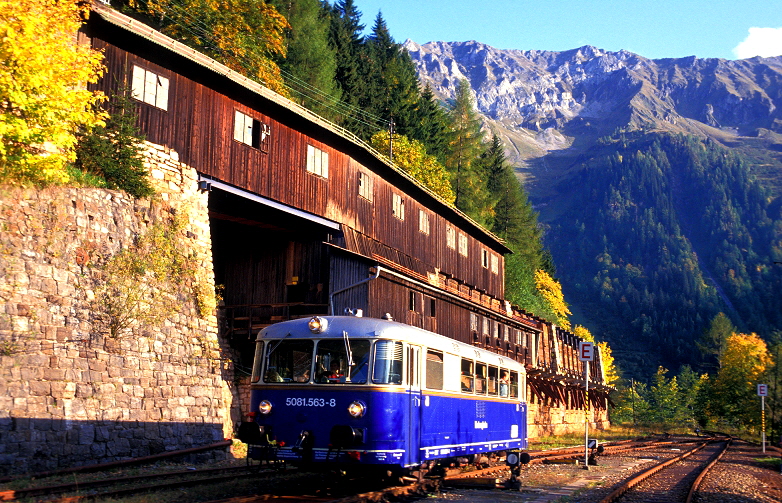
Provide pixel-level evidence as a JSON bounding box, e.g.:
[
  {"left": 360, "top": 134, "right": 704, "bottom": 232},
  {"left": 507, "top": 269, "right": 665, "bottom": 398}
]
[{"left": 0, "top": 142, "right": 238, "bottom": 476}]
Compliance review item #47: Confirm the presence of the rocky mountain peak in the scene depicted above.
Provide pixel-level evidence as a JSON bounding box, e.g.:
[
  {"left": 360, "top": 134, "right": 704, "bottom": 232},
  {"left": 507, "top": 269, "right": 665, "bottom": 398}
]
[{"left": 407, "top": 40, "right": 782, "bottom": 173}]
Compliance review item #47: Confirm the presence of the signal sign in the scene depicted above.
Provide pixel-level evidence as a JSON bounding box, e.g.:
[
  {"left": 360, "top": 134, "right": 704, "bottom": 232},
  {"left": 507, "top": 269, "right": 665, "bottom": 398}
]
[
  {"left": 758, "top": 384, "right": 768, "bottom": 396},
  {"left": 579, "top": 341, "right": 594, "bottom": 361}
]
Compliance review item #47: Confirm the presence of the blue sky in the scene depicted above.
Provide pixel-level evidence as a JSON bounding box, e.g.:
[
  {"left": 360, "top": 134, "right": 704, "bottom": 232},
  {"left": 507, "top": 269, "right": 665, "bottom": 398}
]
[{"left": 353, "top": 0, "right": 782, "bottom": 60}]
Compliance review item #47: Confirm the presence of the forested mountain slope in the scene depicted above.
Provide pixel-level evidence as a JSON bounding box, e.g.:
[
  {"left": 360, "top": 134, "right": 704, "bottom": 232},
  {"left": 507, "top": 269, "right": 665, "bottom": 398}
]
[{"left": 407, "top": 41, "right": 782, "bottom": 376}]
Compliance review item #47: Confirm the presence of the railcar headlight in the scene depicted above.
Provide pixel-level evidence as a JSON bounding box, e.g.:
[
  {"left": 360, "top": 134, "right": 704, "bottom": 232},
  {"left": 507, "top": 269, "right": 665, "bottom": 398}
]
[
  {"left": 258, "top": 400, "right": 272, "bottom": 415},
  {"left": 308, "top": 316, "right": 328, "bottom": 334},
  {"left": 347, "top": 400, "right": 366, "bottom": 418}
]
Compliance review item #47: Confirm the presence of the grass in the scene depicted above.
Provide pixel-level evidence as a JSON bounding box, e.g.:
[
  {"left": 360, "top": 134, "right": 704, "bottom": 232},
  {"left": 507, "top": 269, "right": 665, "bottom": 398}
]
[{"left": 529, "top": 425, "right": 650, "bottom": 450}]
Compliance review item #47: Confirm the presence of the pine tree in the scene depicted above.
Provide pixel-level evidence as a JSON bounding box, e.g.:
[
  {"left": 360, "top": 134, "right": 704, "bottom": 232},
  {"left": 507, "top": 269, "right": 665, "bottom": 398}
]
[
  {"left": 445, "top": 79, "right": 490, "bottom": 223},
  {"left": 270, "top": 0, "right": 341, "bottom": 120},
  {"left": 328, "top": 0, "right": 366, "bottom": 131},
  {"left": 75, "top": 90, "right": 153, "bottom": 198}
]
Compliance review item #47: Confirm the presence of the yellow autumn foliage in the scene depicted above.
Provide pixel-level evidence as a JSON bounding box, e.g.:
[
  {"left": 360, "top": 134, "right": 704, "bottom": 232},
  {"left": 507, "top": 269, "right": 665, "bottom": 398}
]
[
  {"left": 127, "top": 0, "right": 290, "bottom": 95},
  {"left": 371, "top": 131, "right": 456, "bottom": 204},
  {"left": 534, "top": 269, "right": 571, "bottom": 330},
  {"left": 0, "top": 0, "right": 106, "bottom": 185}
]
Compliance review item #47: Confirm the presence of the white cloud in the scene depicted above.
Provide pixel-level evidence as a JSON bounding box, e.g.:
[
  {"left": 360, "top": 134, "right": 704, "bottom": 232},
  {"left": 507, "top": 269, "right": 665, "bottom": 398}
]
[{"left": 733, "top": 27, "right": 782, "bottom": 59}]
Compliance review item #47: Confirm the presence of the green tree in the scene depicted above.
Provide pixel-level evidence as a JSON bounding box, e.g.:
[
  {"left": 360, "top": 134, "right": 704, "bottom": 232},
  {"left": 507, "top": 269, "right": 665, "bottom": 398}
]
[
  {"left": 698, "top": 312, "right": 736, "bottom": 370},
  {"left": 610, "top": 379, "right": 650, "bottom": 425},
  {"left": 405, "top": 84, "right": 450, "bottom": 163},
  {"left": 0, "top": 0, "right": 106, "bottom": 185},
  {"left": 74, "top": 89, "right": 154, "bottom": 198},
  {"left": 445, "top": 79, "right": 490, "bottom": 223},
  {"left": 647, "top": 367, "right": 680, "bottom": 427},
  {"left": 121, "top": 0, "right": 290, "bottom": 94},
  {"left": 707, "top": 333, "right": 772, "bottom": 430},
  {"left": 327, "top": 0, "right": 366, "bottom": 131},
  {"left": 271, "top": 0, "right": 341, "bottom": 119}
]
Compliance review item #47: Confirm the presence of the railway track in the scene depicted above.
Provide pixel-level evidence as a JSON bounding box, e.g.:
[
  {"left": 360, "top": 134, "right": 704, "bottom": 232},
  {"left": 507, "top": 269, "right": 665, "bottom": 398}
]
[
  {"left": 0, "top": 465, "right": 261, "bottom": 502},
  {"left": 597, "top": 437, "right": 731, "bottom": 503}
]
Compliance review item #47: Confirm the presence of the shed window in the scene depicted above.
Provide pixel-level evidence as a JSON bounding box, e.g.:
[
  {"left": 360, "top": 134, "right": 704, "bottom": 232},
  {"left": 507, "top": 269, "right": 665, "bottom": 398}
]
[
  {"left": 233, "top": 110, "right": 269, "bottom": 149},
  {"left": 481, "top": 249, "right": 490, "bottom": 268},
  {"left": 458, "top": 233, "right": 468, "bottom": 257},
  {"left": 306, "top": 144, "right": 329, "bottom": 178},
  {"left": 358, "top": 171, "right": 373, "bottom": 201},
  {"left": 392, "top": 193, "right": 405, "bottom": 220},
  {"left": 491, "top": 253, "right": 499, "bottom": 274},
  {"left": 131, "top": 65, "right": 169, "bottom": 110},
  {"left": 470, "top": 312, "right": 478, "bottom": 332},
  {"left": 419, "top": 210, "right": 430, "bottom": 235},
  {"left": 446, "top": 225, "right": 456, "bottom": 249}
]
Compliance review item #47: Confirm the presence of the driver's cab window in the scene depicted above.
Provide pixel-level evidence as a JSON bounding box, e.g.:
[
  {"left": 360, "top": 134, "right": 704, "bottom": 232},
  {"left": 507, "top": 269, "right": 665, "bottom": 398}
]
[
  {"left": 314, "top": 339, "right": 370, "bottom": 384},
  {"left": 263, "top": 339, "right": 313, "bottom": 383}
]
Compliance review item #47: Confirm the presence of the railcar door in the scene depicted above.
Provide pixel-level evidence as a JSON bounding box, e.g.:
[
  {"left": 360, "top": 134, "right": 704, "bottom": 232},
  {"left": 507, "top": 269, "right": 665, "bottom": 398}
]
[{"left": 407, "top": 345, "right": 422, "bottom": 466}]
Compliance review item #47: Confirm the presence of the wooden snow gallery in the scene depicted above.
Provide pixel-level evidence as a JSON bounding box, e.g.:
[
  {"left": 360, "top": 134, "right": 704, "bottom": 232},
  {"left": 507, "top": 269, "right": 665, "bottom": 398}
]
[{"left": 84, "top": 3, "right": 611, "bottom": 436}]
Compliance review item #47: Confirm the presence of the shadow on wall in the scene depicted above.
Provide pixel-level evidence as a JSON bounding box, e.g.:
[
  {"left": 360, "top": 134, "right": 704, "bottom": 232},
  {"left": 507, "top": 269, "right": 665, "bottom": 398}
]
[{"left": 0, "top": 418, "right": 228, "bottom": 477}]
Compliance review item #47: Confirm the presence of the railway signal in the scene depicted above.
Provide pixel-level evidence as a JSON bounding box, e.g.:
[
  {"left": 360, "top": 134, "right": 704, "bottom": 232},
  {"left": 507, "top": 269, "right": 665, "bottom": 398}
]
[
  {"left": 579, "top": 342, "right": 594, "bottom": 469},
  {"left": 758, "top": 384, "right": 767, "bottom": 453}
]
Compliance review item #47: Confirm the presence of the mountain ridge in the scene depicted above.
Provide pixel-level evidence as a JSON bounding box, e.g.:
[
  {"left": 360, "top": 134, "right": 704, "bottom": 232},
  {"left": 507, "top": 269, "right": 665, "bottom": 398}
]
[
  {"left": 405, "top": 40, "right": 782, "bottom": 203},
  {"left": 406, "top": 40, "right": 782, "bottom": 375}
]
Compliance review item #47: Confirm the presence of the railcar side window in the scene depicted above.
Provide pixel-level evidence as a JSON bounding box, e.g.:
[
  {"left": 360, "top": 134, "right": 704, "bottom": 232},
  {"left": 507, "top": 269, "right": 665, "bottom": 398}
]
[
  {"left": 425, "top": 350, "right": 444, "bottom": 390},
  {"left": 373, "top": 340, "right": 403, "bottom": 384},
  {"left": 488, "top": 366, "right": 498, "bottom": 396},
  {"left": 460, "top": 359, "right": 474, "bottom": 392},
  {"left": 499, "top": 368, "right": 510, "bottom": 397},
  {"left": 509, "top": 371, "right": 519, "bottom": 398},
  {"left": 475, "top": 363, "right": 487, "bottom": 394},
  {"left": 314, "top": 339, "right": 370, "bottom": 384},
  {"left": 263, "top": 340, "right": 313, "bottom": 383}
]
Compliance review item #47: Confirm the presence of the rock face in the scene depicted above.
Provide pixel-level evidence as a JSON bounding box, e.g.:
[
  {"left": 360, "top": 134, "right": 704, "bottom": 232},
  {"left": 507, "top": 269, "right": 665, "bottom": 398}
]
[
  {"left": 0, "top": 142, "right": 237, "bottom": 476},
  {"left": 405, "top": 39, "right": 782, "bottom": 168}
]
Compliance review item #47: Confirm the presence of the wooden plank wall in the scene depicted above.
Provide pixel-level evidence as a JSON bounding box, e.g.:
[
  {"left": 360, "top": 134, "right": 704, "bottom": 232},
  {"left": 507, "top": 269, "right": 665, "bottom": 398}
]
[{"left": 90, "top": 34, "right": 506, "bottom": 299}]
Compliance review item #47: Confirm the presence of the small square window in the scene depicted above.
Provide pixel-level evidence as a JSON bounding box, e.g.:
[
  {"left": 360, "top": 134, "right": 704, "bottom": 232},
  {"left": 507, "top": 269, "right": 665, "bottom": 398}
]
[
  {"left": 419, "top": 210, "right": 430, "bottom": 235},
  {"left": 446, "top": 226, "right": 456, "bottom": 249},
  {"left": 392, "top": 193, "right": 405, "bottom": 220},
  {"left": 358, "top": 172, "right": 373, "bottom": 201},
  {"left": 306, "top": 144, "right": 329, "bottom": 178},
  {"left": 131, "top": 65, "right": 169, "bottom": 110},
  {"left": 458, "top": 233, "right": 468, "bottom": 257}
]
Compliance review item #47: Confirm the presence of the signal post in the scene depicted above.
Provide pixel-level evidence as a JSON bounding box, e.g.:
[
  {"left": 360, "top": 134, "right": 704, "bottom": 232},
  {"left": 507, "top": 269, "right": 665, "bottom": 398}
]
[{"left": 579, "top": 341, "right": 594, "bottom": 469}]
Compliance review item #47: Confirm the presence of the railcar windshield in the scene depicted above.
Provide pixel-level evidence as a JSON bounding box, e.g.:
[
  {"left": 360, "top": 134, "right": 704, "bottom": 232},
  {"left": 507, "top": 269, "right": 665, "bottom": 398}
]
[
  {"left": 314, "top": 339, "right": 371, "bottom": 384},
  {"left": 263, "top": 340, "right": 314, "bottom": 383},
  {"left": 372, "top": 340, "right": 403, "bottom": 384}
]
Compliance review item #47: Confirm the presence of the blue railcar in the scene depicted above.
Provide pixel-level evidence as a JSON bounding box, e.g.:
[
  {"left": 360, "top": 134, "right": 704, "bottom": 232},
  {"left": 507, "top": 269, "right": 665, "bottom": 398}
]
[{"left": 246, "top": 316, "right": 527, "bottom": 473}]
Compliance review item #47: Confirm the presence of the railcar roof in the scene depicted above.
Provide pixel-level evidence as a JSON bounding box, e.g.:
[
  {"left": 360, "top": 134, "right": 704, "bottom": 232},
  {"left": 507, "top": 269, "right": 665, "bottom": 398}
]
[{"left": 259, "top": 316, "right": 525, "bottom": 371}]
